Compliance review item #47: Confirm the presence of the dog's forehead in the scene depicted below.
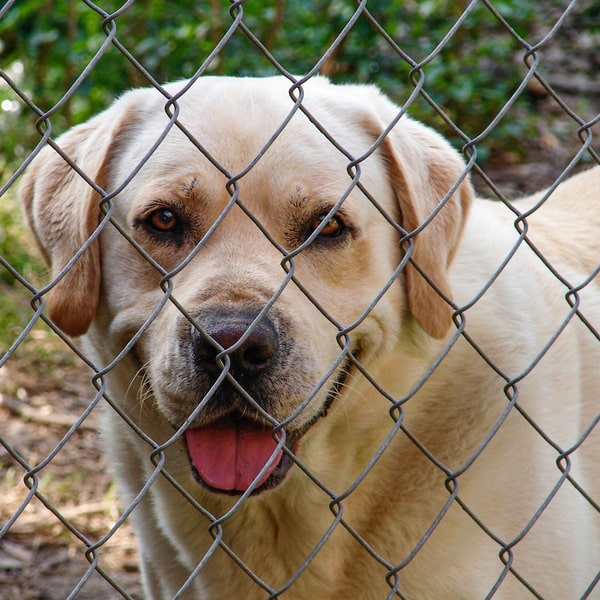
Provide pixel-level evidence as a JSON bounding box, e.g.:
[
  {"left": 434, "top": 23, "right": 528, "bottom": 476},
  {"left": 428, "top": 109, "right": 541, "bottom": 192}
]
[
  {"left": 122, "top": 77, "right": 380, "bottom": 177},
  {"left": 111, "top": 78, "right": 394, "bottom": 222}
]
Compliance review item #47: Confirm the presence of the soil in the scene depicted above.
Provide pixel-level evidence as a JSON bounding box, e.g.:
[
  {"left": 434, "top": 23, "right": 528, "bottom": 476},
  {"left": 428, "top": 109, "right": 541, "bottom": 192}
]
[{"left": 0, "top": 343, "right": 143, "bottom": 600}]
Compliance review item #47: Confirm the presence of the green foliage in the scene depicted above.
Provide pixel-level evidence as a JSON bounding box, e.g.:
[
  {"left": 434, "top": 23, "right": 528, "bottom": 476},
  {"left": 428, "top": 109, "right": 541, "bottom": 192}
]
[
  {"left": 0, "top": 0, "right": 558, "bottom": 159},
  {"left": 0, "top": 192, "right": 39, "bottom": 284},
  {"left": 0, "top": 188, "right": 45, "bottom": 351}
]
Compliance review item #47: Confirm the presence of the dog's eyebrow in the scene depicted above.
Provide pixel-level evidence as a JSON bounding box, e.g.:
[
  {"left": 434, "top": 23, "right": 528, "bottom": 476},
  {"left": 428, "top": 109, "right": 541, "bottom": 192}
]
[
  {"left": 289, "top": 194, "right": 309, "bottom": 210},
  {"left": 156, "top": 175, "right": 211, "bottom": 210},
  {"left": 287, "top": 180, "right": 350, "bottom": 210},
  {"left": 180, "top": 176, "right": 202, "bottom": 198}
]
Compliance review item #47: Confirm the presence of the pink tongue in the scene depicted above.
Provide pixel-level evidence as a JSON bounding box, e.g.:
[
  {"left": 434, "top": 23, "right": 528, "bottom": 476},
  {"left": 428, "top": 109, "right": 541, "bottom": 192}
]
[{"left": 185, "top": 420, "right": 283, "bottom": 492}]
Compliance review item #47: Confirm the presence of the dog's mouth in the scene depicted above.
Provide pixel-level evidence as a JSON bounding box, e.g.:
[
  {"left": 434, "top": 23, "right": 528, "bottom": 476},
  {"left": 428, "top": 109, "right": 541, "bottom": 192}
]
[
  {"left": 184, "top": 351, "right": 359, "bottom": 496},
  {"left": 185, "top": 416, "right": 296, "bottom": 495}
]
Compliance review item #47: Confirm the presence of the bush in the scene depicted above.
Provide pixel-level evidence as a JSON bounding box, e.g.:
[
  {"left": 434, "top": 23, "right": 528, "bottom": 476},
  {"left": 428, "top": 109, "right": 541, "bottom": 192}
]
[{"left": 0, "top": 0, "right": 553, "bottom": 164}]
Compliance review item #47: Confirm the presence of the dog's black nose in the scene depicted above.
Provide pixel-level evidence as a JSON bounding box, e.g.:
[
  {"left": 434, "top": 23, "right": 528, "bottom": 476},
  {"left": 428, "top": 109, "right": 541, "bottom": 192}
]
[{"left": 193, "top": 315, "right": 279, "bottom": 380}]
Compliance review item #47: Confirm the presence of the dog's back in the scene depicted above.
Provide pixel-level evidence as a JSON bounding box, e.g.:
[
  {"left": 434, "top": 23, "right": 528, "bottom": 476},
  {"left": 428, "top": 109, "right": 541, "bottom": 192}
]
[{"left": 517, "top": 166, "right": 600, "bottom": 275}]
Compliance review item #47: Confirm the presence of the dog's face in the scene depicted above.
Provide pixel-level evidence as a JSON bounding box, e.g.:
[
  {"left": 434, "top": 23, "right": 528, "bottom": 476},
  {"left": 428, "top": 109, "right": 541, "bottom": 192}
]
[{"left": 20, "top": 76, "right": 472, "bottom": 494}]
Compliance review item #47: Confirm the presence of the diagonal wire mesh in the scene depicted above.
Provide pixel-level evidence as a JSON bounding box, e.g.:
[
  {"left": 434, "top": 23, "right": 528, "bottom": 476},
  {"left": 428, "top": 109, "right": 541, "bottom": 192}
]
[{"left": 1, "top": 1, "right": 599, "bottom": 599}]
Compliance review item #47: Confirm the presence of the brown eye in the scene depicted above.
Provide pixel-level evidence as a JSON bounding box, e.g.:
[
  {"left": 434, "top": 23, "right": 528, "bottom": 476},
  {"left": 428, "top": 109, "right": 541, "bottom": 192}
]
[
  {"left": 146, "top": 208, "right": 179, "bottom": 233},
  {"left": 311, "top": 214, "right": 344, "bottom": 238}
]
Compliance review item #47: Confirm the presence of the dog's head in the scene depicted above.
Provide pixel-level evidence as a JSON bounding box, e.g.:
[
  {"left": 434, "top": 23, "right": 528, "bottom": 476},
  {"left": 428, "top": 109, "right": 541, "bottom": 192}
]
[{"left": 20, "top": 76, "right": 472, "bottom": 494}]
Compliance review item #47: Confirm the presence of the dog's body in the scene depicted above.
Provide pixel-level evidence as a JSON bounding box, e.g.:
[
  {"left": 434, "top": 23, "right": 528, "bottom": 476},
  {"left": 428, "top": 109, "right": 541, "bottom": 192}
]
[{"left": 20, "top": 77, "right": 599, "bottom": 598}]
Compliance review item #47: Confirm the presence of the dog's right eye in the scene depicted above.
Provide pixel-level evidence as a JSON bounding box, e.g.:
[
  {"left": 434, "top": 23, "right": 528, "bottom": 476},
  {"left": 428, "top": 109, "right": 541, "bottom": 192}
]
[
  {"left": 137, "top": 206, "right": 192, "bottom": 243},
  {"left": 146, "top": 208, "right": 179, "bottom": 233}
]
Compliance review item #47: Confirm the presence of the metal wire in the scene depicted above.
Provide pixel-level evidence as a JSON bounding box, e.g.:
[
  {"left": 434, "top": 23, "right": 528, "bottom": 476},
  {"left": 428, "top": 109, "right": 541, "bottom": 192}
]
[{"left": 1, "top": 1, "right": 599, "bottom": 599}]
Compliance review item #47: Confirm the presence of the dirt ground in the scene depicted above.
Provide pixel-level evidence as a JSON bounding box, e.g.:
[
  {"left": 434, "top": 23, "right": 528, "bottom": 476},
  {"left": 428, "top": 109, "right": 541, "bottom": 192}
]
[
  {"left": 1, "top": 10, "right": 599, "bottom": 599},
  {"left": 0, "top": 340, "right": 143, "bottom": 600}
]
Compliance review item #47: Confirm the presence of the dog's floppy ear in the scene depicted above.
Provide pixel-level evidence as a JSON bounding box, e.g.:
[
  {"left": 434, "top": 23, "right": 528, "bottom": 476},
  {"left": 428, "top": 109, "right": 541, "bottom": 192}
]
[
  {"left": 356, "top": 88, "right": 473, "bottom": 339},
  {"left": 19, "top": 97, "right": 139, "bottom": 337},
  {"left": 384, "top": 117, "right": 472, "bottom": 339}
]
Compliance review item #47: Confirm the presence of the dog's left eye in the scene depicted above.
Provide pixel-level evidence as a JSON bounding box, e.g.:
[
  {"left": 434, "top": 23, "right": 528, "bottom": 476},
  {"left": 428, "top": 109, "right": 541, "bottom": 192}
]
[{"left": 310, "top": 214, "right": 345, "bottom": 238}]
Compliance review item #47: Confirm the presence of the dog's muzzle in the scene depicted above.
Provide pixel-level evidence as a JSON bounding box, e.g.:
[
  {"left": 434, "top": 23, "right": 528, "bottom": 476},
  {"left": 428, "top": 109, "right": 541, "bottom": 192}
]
[
  {"left": 181, "top": 311, "right": 296, "bottom": 494},
  {"left": 178, "top": 309, "right": 355, "bottom": 495}
]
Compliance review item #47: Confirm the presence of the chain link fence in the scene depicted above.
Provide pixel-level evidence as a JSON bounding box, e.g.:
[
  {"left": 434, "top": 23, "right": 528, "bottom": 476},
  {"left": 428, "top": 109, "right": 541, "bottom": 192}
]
[{"left": 1, "top": 1, "right": 599, "bottom": 599}]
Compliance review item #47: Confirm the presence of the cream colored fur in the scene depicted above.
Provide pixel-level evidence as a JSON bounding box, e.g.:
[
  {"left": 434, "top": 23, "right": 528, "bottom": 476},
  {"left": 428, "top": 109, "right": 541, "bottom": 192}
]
[{"left": 20, "top": 76, "right": 600, "bottom": 599}]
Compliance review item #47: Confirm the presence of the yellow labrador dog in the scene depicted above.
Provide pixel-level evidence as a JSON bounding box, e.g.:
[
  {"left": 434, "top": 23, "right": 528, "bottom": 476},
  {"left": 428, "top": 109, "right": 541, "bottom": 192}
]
[{"left": 20, "top": 76, "right": 599, "bottom": 599}]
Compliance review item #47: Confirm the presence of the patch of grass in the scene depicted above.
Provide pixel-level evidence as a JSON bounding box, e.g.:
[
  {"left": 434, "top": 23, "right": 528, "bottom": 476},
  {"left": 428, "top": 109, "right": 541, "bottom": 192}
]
[
  {"left": 0, "top": 190, "right": 39, "bottom": 345},
  {"left": 0, "top": 189, "right": 39, "bottom": 332},
  {"left": 0, "top": 187, "right": 44, "bottom": 285},
  {"left": 0, "top": 187, "right": 74, "bottom": 373}
]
